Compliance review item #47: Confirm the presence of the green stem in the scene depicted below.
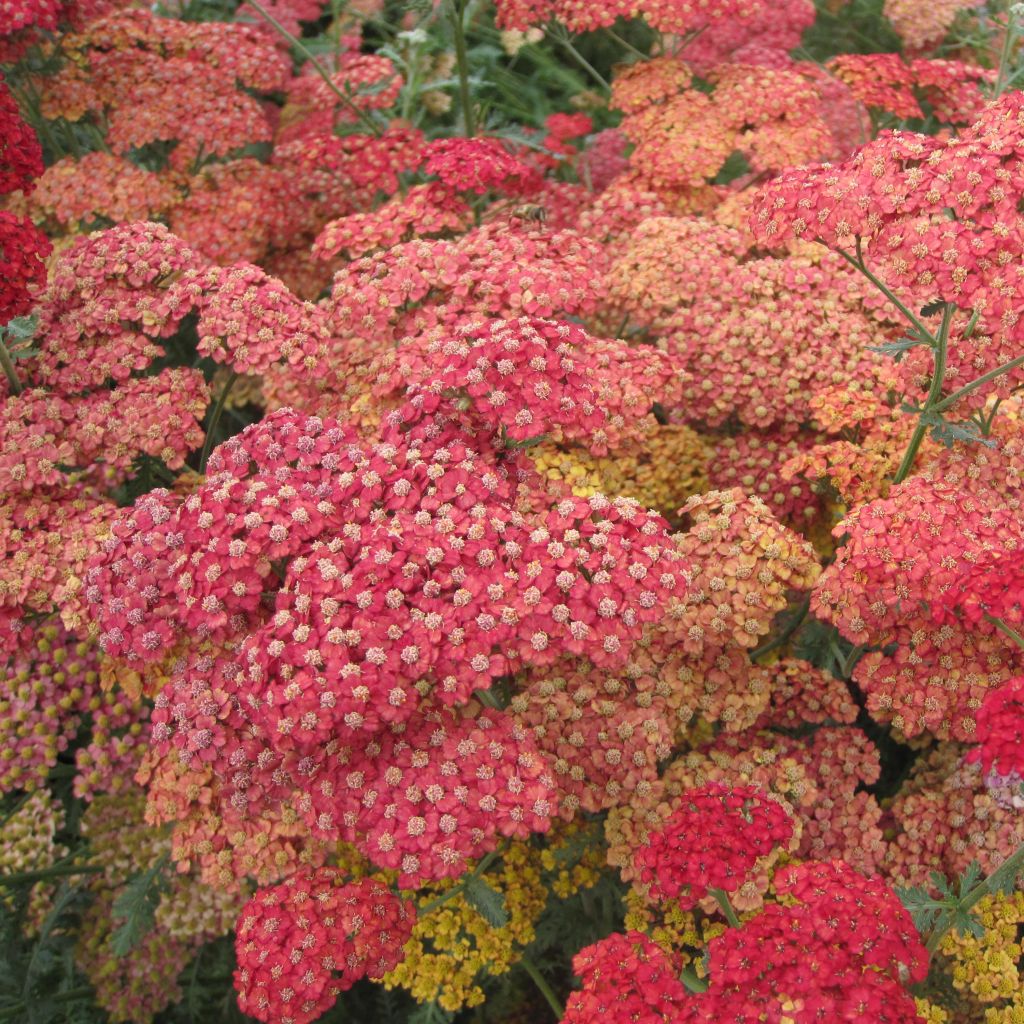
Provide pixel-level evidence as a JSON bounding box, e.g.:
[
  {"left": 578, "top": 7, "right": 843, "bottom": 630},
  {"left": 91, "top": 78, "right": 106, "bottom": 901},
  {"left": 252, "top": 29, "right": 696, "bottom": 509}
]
[
  {"left": 986, "top": 614, "right": 1024, "bottom": 652},
  {"left": 892, "top": 302, "right": 952, "bottom": 485},
  {"left": 451, "top": 0, "right": 476, "bottom": 136},
  {"left": 836, "top": 242, "right": 933, "bottom": 343},
  {"left": 0, "top": 334, "right": 23, "bottom": 396},
  {"left": 199, "top": 371, "right": 238, "bottom": 473},
  {"left": 931, "top": 353, "right": 1024, "bottom": 414},
  {"left": 416, "top": 848, "right": 501, "bottom": 916},
  {"left": 245, "top": 0, "right": 382, "bottom": 136},
  {"left": 994, "top": 7, "right": 1019, "bottom": 98},
  {"left": 709, "top": 887, "right": 741, "bottom": 929},
  {"left": 0, "top": 988, "right": 93, "bottom": 1022},
  {"left": 926, "top": 843, "right": 1024, "bottom": 955},
  {"left": 548, "top": 29, "right": 610, "bottom": 93},
  {"left": 680, "top": 965, "right": 709, "bottom": 993},
  {"left": 839, "top": 643, "right": 867, "bottom": 681},
  {"left": 604, "top": 26, "right": 649, "bottom": 60},
  {"left": 0, "top": 863, "right": 103, "bottom": 887},
  {"left": 750, "top": 596, "right": 811, "bottom": 661},
  {"left": 519, "top": 955, "right": 564, "bottom": 1019},
  {"left": 474, "top": 687, "right": 502, "bottom": 710}
]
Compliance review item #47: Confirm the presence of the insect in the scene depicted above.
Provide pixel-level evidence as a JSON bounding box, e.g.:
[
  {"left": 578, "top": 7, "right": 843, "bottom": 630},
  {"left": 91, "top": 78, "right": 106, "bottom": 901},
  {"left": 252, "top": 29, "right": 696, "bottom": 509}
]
[{"left": 510, "top": 204, "right": 548, "bottom": 223}]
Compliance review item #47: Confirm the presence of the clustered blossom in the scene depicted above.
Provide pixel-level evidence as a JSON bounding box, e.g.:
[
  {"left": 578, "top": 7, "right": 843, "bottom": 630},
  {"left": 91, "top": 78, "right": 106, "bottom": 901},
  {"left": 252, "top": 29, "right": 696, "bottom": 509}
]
[
  {"left": 708, "top": 430, "right": 822, "bottom": 527},
  {"left": 634, "top": 784, "right": 794, "bottom": 910},
  {"left": 180, "top": 263, "right": 333, "bottom": 376},
  {"left": 495, "top": 0, "right": 768, "bottom": 36},
  {"left": 690, "top": 860, "right": 929, "bottom": 1022},
  {"left": 883, "top": 0, "right": 973, "bottom": 50},
  {"left": 329, "top": 222, "right": 607, "bottom": 352},
  {"left": 379, "top": 317, "right": 682, "bottom": 454},
  {"left": 828, "top": 53, "right": 992, "bottom": 124},
  {"left": 970, "top": 676, "right": 1024, "bottom": 778},
  {"left": 609, "top": 58, "right": 832, "bottom": 206},
  {"left": 234, "top": 871, "right": 416, "bottom": 1024},
  {"left": 668, "top": 254, "right": 886, "bottom": 430},
  {"left": 0, "top": 211, "right": 51, "bottom": 324},
  {"left": 682, "top": 0, "right": 815, "bottom": 72},
  {"left": 0, "top": 78, "right": 43, "bottom": 192},
  {"left": 420, "top": 137, "right": 542, "bottom": 196},
  {"left": 34, "top": 221, "right": 206, "bottom": 391},
  {"left": 4, "top": 2, "right": 1024, "bottom": 1022},
  {"left": 670, "top": 489, "right": 820, "bottom": 654},
  {"left": 31, "top": 152, "right": 176, "bottom": 227},
  {"left": 384, "top": 843, "right": 547, "bottom": 1012},
  {"left": 562, "top": 930, "right": 689, "bottom": 1024},
  {"left": 313, "top": 183, "right": 470, "bottom": 261},
  {"left": 511, "top": 658, "right": 680, "bottom": 817},
  {"left": 44, "top": 11, "right": 288, "bottom": 169},
  {"left": 168, "top": 159, "right": 308, "bottom": 266},
  {"left": 0, "top": 626, "right": 100, "bottom": 793}
]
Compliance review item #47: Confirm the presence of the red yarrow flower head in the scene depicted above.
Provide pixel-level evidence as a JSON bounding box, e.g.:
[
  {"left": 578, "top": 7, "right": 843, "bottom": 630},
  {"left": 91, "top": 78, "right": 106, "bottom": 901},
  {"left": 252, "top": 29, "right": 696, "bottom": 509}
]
[
  {"left": 695, "top": 859, "right": 928, "bottom": 1023},
  {"left": 0, "top": 79, "right": 44, "bottom": 194},
  {"left": 234, "top": 870, "right": 416, "bottom": 1024},
  {"left": 634, "top": 784, "right": 794, "bottom": 910},
  {"left": 969, "top": 675, "right": 1024, "bottom": 778},
  {"left": 563, "top": 930, "right": 693, "bottom": 1024},
  {"left": 0, "top": 211, "right": 51, "bottom": 324}
]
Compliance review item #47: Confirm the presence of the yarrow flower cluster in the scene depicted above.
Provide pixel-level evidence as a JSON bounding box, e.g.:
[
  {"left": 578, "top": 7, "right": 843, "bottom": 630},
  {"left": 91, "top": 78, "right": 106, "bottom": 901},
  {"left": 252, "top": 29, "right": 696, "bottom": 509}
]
[
  {"left": 235, "top": 871, "right": 416, "bottom": 1024},
  {"left": 634, "top": 784, "right": 794, "bottom": 910},
  {"left": 3, "top": 3, "right": 1024, "bottom": 1023}
]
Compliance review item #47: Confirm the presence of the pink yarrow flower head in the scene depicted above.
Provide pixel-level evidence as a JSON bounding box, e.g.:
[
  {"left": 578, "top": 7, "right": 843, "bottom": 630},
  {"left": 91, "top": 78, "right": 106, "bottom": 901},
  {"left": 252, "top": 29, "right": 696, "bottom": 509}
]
[
  {"left": 297, "top": 706, "right": 555, "bottom": 886},
  {"left": 176, "top": 262, "right": 333, "bottom": 376},
  {"left": 420, "top": 137, "right": 542, "bottom": 196},
  {"left": 234, "top": 871, "right": 416, "bottom": 1024}
]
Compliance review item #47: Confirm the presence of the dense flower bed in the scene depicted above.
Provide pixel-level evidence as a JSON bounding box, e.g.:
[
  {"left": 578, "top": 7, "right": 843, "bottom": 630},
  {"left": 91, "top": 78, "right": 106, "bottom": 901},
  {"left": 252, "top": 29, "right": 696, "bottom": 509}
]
[{"left": 2, "top": 0, "right": 1024, "bottom": 1022}]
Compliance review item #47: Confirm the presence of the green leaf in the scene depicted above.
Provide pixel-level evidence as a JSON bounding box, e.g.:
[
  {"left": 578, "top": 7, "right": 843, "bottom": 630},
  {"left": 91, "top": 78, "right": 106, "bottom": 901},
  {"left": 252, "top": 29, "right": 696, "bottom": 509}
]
[
  {"left": 868, "top": 336, "right": 930, "bottom": 362},
  {"left": 463, "top": 876, "right": 509, "bottom": 928},
  {"left": 406, "top": 1000, "right": 455, "bottom": 1024},
  {"left": 4, "top": 314, "right": 38, "bottom": 343},
  {"left": 110, "top": 856, "right": 169, "bottom": 957},
  {"left": 895, "top": 881, "right": 948, "bottom": 934},
  {"left": 920, "top": 411, "right": 997, "bottom": 449},
  {"left": 919, "top": 299, "right": 948, "bottom": 317}
]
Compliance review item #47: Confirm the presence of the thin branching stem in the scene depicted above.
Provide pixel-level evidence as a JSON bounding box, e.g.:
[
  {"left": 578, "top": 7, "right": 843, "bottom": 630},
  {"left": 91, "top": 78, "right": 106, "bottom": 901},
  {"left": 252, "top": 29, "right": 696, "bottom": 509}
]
[
  {"left": 519, "top": 956, "right": 565, "bottom": 1019},
  {"left": 246, "top": 0, "right": 382, "bottom": 135}
]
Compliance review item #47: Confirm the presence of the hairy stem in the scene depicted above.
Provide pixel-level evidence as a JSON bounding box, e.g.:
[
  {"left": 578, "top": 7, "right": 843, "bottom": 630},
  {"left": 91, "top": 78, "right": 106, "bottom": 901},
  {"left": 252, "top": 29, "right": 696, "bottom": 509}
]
[
  {"left": 750, "top": 596, "right": 811, "bottom": 661},
  {"left": 836, "top": 242, "right": 933, "bottom": 343},
  {"left": 986, "top": 614, "right": 1024, "bottom": 652},
  {"left": 709, "top": 887, "right": 741, "bottom": 928},
  {"left": 604, "top": 26, "right": 649, "bottom": 60},
  {"left": 416, "top": 848, "right": 501, "bottom": 916},
  {"left": 199, "top": 371, "right": 238, "bottom": 473},
  {"left": 680, "top": 965, "right": 709, "bottom": 993},
  {"left": 931, "top": 353, "right": 1024, "bottom": 414},
  {"left": 0, "top": 988, "right": 94, "bottom": 1022},
  {"left": 892, "top": 302, "right": 952, "bottom": 484},
  {"left": 548, "top": 28, "right": 610, "bottom": 93},
  {"left": 519, "top": 955, "right": 565, "bottom": 1019},
  {"left": 451, "top": 0, "right": 476, "bottom": 136},
  {"left": 246, "top": 0, "right": 382, "bottom": 135},
  {"left": 0, "top": 863, "right": 103, "bottom": 887},
  {"left": 0, "top": 335, "right": 23, "bottom": 396},
  {"left": 994, "top": 5, "right": 1021, "bottom": 98}
]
